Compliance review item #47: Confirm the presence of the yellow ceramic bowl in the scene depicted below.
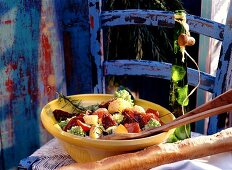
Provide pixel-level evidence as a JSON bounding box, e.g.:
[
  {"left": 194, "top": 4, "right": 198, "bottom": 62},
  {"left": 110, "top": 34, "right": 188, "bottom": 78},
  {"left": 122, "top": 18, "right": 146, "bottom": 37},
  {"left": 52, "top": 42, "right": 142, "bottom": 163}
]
[{"left": 41, "top": 94, "right": 175, "bottom": 163}]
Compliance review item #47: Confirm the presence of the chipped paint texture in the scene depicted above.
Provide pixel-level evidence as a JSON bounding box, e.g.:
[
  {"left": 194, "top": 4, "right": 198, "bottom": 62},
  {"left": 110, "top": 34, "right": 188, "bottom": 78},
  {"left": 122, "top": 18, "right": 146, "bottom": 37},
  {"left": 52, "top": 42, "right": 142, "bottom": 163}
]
[
  {"left": 207, "top": 2, "right": 232, "bottom": 135},
  {"left": 38, "top": 0, "right": 67, "bottom": 144},
  {"left": 89, "top": 2, "right": 226, "bottom": 94},
  {"left": 101, "top": 9, "right": 224, "bottom": 40},
  {"left": 104, "top": 60, "right": 215, "bottom": 92},
  {"left": 0, "top": 1, "right": 66, "bottom": 169},
  {"left": 89, "top": 0, "right": 105, "bottom": 93}
]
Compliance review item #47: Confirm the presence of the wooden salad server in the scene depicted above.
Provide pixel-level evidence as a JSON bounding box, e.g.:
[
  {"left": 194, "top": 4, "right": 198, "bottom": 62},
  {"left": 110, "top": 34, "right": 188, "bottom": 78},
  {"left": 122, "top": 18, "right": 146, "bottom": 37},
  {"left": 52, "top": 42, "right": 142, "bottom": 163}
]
[{"left": 101, "top": 89, "right": 232, "bottom": 140}]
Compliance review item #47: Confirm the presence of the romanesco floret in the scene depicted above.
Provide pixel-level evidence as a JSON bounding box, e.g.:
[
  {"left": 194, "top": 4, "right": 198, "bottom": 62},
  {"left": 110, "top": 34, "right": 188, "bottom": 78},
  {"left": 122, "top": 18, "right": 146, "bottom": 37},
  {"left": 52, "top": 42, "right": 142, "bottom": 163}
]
[
  {"left": 112, "top": 113, "right": 124, "bottom": 124},
  {"left": 58, "top": 120, "right": 69, "bottom": 129},
  {"left": 114, "top": 89, "right": 134, "bottom": 106},
  {"left": 144, "top": 118, "right": 161, "bottom": 129},
  {"left": 67, "top": 126, "right": 86, "bottom": 137}
]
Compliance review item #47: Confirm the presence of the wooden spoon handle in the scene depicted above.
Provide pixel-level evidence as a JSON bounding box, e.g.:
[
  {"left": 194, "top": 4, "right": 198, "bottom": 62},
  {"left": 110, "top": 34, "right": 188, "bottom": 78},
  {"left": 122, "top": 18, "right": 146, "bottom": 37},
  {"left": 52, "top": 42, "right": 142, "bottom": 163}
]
[
  {"left": 175, "top": 88, "right": 232, "bottom": 121},
  {"left": 127, "top": 103, "right": 232, "bottom": 139},
  {"left": 158, "top": 103, "right": 232, "bottom": 133}
]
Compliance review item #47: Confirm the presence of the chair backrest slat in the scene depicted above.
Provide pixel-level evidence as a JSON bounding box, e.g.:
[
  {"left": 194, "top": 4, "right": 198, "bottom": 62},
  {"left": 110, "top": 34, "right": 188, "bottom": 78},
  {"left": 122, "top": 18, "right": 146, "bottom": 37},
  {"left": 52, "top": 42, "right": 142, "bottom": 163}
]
[
  {"left": 101, "top": 9, "right": 224, "bottom": 40},
  {"left": 104, "top": 60, "right": 215, "bottom": 92},
  {"left": 89, "top": 0, "right": 105, "bottom": 93},
  {"left": 213, "top": 25, "right": 232, "bottom": 96}
]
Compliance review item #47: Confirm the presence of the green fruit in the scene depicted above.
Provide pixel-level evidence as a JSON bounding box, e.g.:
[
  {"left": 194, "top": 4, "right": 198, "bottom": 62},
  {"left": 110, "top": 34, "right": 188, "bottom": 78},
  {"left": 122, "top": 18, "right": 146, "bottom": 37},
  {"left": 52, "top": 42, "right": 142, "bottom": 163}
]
[
  {"left": 166, "top": 133, "right": 179, "bottom": 143},
  {"left": 174, "top": 124, "right": 191, "bottom": 140}
]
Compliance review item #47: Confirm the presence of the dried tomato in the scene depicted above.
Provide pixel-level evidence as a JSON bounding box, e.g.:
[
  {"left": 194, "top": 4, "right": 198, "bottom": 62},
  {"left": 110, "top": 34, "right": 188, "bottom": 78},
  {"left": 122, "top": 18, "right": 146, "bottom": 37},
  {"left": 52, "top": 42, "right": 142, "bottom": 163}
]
[
  {"left": 77, "top": 120, "right": 91, "bottom": 132},
  {"left": 144, "top": 110, "right": 164, "bottom": 125},
  {"left": 142, "top": 113, "right": 156, "bottom": 124},
  {"left": 53, "top": 109, "right": 74, "bottom": 121},
  {"left": 93, "top": 108, "right": 109, "bottom": 119},
  {"left": 102, "top": 113, "right": 116, "bottom": 129},
  {"left": 146, "top": 108, "right": 160, "bottom": 117},
  {"left": 122, "top": 108, "right": 135, "bottom": 118},
  {"left": 134, "top": 114, "right": 145, "bottom": 128},
  {"left": 124, "top": 122, "right": 141, "bottom": 133},
  {"left": 122, "top": 108, "right": 136, "bottom": 124},
  {"left": 76, "top": 113, "right": 85, "bottom": 122},
  {"left": 63, "top": 117, "right": 79, "bottom": 131}
]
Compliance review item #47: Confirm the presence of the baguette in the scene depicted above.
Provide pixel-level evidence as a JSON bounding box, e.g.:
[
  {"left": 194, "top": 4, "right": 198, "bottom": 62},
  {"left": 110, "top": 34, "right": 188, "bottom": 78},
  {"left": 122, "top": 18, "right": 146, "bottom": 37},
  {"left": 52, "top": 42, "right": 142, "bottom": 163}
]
[{"left": 59, "top": 127, "right": 232, "bottom": 170}]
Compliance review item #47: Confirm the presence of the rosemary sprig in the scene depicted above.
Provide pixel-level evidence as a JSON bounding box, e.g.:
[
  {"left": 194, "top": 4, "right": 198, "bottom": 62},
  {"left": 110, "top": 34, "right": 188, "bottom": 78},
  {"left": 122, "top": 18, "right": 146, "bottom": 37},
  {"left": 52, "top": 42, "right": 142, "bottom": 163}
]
[{"left": 56, "top": 92, "right": 99, "bottom": 114}]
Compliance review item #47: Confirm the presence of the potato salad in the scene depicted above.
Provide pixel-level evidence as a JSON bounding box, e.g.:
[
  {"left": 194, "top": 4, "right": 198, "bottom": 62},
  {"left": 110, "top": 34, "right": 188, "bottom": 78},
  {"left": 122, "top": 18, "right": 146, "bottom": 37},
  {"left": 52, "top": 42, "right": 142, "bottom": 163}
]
[{"left": 53, "top": 90, "right": 163, "bottom": 139}]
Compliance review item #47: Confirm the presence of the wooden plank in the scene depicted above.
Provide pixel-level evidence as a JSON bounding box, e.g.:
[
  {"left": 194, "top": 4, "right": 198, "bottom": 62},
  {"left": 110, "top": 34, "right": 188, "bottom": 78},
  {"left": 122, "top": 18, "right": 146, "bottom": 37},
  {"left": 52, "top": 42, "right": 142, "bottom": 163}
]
[
  {"left": 208, "top": 22, "right": 232, "bottom": 134},
  {"left": 225, "top": 1, "right": 232, "bottom": 128},
  {"left": 88, "top": 0, "right": 105, "bottom": 93},
  {"left": 101, "top": 9, "right": 224, "bottom": 40},
  {"left": 62, "top": 0, "right": 92, "bottom": 94},
  {"left": 104, "top": 60, "right": 215, "bottom": 92}
]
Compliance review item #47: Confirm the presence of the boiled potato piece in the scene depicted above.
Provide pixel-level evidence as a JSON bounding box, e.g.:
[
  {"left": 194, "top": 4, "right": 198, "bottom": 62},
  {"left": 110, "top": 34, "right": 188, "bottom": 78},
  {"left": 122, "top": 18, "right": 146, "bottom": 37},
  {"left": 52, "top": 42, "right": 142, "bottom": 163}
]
[
  {"left": 83, "top": 115, "right": 98, "bottom": 125},
  {"left": 89, "top": 126, "right": 103, "bottom": 139},
  {"left": 108, "top": 98, "right": 132, "bottom": 114}
]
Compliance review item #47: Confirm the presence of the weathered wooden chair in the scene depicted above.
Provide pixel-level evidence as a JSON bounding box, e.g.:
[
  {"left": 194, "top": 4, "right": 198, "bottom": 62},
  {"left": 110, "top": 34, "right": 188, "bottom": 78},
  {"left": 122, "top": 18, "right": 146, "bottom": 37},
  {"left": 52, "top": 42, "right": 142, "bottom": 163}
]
[{"left": 88, "top": 0, "right": 232, "bottom": 134}]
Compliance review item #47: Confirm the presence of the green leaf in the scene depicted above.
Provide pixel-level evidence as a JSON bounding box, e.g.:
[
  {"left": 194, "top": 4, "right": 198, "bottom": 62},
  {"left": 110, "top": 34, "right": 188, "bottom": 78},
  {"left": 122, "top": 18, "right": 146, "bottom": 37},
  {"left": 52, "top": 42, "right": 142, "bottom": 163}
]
[
  {"left": 176, "top": 85, "right": 189, "bottom": 106},
  {"left": 171, "top": 65, "right": 186, "bottom": 82}
]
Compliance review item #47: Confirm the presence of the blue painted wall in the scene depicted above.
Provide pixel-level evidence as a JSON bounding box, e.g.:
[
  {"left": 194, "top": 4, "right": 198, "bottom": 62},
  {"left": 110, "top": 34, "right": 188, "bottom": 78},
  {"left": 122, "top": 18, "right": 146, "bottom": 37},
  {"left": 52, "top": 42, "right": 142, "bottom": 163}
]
[
  {"left": 0, "top": 1, "right": 42, "bottom": 169},
  {"left": 0, "top": 1, "right": 66, "bottom": 169},
  {"left": 0, "top": 0, "right": 92, "bottom": 169}
]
